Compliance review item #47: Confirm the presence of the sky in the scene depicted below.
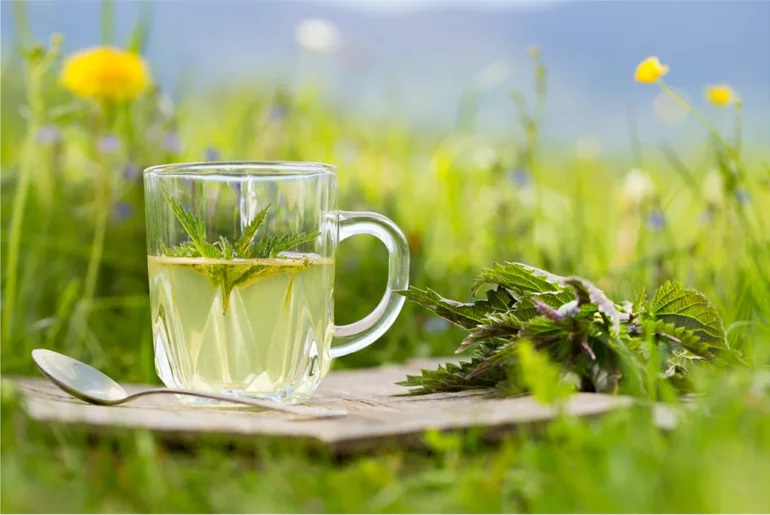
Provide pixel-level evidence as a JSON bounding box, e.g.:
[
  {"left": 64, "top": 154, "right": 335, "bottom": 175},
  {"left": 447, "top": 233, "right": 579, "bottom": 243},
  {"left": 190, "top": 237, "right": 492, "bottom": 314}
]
[{"left": 2, "top": 0, "right": 769, "bottom": 150}]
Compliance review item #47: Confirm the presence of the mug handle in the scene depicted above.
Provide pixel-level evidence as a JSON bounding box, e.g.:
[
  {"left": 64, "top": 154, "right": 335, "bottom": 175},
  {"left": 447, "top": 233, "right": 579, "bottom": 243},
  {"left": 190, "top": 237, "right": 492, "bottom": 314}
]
[{"left": 330, "top": 211, "right": 410, "bottom": 358}]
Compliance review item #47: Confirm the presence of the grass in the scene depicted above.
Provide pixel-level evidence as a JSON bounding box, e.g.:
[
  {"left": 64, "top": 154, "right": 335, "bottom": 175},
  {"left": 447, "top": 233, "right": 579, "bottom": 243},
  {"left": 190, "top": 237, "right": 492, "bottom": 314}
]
[
  {"left": 2, "top": 10, "right": 770, "bottom": 513},
  {"left": 4, "top": 372, "right": 770, "bottom": 513}
]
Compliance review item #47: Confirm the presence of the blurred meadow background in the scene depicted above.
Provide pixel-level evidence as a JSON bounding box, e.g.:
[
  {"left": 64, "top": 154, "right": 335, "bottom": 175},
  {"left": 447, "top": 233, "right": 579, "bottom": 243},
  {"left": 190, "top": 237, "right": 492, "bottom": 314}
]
[{"left": 2, "top": 0, "right": 770, "bottom": 512}]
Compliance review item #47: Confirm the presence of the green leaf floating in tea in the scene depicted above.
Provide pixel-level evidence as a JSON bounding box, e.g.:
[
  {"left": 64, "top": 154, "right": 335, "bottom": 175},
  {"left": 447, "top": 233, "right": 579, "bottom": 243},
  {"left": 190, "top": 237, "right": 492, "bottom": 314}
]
[
  {"left": 396, "top": 262, "right": 744, "bottom": 398},
  {"left": 160, "top": 190, "right": 319, "bottom": 314}
]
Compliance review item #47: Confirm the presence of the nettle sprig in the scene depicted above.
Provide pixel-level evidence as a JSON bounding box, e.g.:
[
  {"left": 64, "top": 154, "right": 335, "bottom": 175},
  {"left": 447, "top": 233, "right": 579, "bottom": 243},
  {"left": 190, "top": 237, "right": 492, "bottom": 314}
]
[
  {"left": 161, "top": 191, "right": 319, "bottom": 314},
  {"left": 397, "top": 262, "right": 745, "bottom": 397}
]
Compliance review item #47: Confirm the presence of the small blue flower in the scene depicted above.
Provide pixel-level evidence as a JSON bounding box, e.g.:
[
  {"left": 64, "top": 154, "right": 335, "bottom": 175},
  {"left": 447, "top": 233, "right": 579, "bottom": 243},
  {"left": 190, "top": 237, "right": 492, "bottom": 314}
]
[
  {"left": 98, "top": 134, "right": 121, "bottom": 154},
  {"left": 112, "top": 202, "right": 134, "bottom": 221},
  {"left": 36, "top": 125, "right": 61, "bottom": 144},
  {"left": 205, "top": 147, "right": 221, "bottom": 161},
  {"left": 508, "top": 167, "right": 531, "bottom": 187},
  {"left": 268, "top": 104, "right": 286, "bottom": 122},
  {"left": 647, "top": 210, "right": 666, "bottom": 230},
  {"left": 423, "top": 318, "right": 450, "bottom": 334},
  {"left": 163, "top": 132, "right": 181, "bottom": 153},
  {"left": 123, "top": 162, "right": 140, "bottom": 181},
  {"left": 736, "top": 188, "right": 751, "bottom": 206}
]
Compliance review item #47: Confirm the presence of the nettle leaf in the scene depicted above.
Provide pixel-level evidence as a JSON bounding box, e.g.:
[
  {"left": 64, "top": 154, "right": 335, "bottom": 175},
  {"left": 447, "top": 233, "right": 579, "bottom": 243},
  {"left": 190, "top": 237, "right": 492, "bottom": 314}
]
[
  {"left": 161, "top": 240, "right": 200, "bottom": 258},
  {"left": 513, "top": 291, "right": 575, "bottom": 321},
  {"left": 397, "top": 286, "right": 514, "bottom": 330},
  {"left": 563, "top": 276, "right": 622, "bottom": 336},
  {"left": 160, "top": 191, "right": 320, "bottom": 315},
  {"left": 235, "top": 204, "right": 271, "bottom": 255},
  {"left": 511, "top": 298, "right": 540, "bottom": 321},
  {"left": 485, "top": 286, "right": 517, "bottom": 311},
  {"left": 667, "top": 349, "right": 709, "bottom": 374},
  {"left": 520, "top": 317, "right": 566, "bottom": 345},
  {"left": 471, "top": 262, "right": 563, "bottom": 296},
  {"left": 396, "top": 260, "right": 737, "bottom": 398},
  {"left": 396, "top": 358, "right": 504, "bottom": 395},
  {"left": 249, "top": 232, "right": 320, "bottom": 259},
  {"left": 397, "top": 287, "right": 490, "bottom": 329},
  {"left": 633, "top": 288, "right": 648, "bottom": 314},
  {"left": 652, "top": 281, "right": 726, "bottom": 349},
  {"left": 468, "top": 341, "right": 519, "bottom": 379},
  {"left": 472, "top": 335, "right": 511, "bottom": 360},
  {"left": 654, "top": 321, "right": 717, "bottom": 361},
  {"left": 652, "top": 319, "right": 745, "bottom": 365},
  {"left": 162, "top": 190, "right": 219, "bottom": 259},
  {"left": 458, "top": 312, "right": 522, "bottom": 353},
  {"left": 218, "top": 236, "right": 234, "bottom": 260}
]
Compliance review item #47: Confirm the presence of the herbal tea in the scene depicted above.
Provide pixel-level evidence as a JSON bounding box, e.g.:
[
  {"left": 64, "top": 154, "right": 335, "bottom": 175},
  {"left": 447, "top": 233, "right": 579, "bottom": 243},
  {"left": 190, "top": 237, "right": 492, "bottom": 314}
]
[
  {"left": 144, "top": 162, "right": 408, "bottom": 404},
  {"left": 148, "top": 254, "right": 334, "bottom": 404}
]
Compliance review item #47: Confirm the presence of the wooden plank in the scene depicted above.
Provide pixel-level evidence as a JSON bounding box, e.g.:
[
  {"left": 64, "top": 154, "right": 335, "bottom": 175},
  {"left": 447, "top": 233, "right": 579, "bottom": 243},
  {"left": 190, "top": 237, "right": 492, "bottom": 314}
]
[{"left": 11, "top": 359, "right": 676, "bottom": 452}]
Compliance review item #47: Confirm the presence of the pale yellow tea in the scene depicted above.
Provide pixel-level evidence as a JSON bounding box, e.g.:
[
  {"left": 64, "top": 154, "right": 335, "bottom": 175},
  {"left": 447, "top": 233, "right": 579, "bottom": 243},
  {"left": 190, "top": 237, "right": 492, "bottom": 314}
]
[{"left": 148, "top": 254, "right": 334, "bottom": 404}]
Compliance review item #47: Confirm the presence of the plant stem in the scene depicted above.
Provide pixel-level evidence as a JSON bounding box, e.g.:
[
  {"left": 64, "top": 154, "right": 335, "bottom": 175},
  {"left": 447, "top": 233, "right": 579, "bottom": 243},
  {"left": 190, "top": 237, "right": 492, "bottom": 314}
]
[
  {"left": 657, "top": 80, "right": 732, "bottom": 153},
  {"left": 100, "top": 0, "right": 115, "bottom": 45},
  {"left": 83, "top": 165, "right": 111, "bottom": 306},
  {"left": 733, "top": 102, "right": 743, "bottom": 161},
  {"left": 626, "top": 102, "right": 644, "bottom": 169},
  {"left": 531, "top": 55, "right": 547, "bottom": 260},
  {"left": 2, "top": 125, "right": 38, "bottom": 343},
  {"left": 659, "top": 144, "right": 706, "bottom": 204},
  {"left": 2, "top": 59, "right": 45, "bottom": 343},
  {"left": 11, "top": 0, "right": 32, "bottom": 47}
]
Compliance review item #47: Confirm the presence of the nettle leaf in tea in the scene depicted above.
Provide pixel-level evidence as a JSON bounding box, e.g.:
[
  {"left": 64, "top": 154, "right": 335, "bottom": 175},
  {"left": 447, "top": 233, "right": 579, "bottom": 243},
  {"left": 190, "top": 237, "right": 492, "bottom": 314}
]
[
  {"left": 397, "top": 262, "right": 745, "bottom": 398},
  {"left": 160, "top": 190, "right": 319, "bottom": 313}
]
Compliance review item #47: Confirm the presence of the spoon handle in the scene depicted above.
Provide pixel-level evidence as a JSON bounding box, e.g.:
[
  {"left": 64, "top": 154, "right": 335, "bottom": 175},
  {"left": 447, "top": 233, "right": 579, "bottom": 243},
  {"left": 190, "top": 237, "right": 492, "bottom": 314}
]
[{"left": 121, "top": 388, "right": 346, "bottom": 418}]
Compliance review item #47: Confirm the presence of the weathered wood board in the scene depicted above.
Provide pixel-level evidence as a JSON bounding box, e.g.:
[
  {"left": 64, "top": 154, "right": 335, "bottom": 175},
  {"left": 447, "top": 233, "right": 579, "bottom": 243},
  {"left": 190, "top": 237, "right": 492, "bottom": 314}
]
[{"left": 12, "top": 358, "right": 676, "bottom": 452}]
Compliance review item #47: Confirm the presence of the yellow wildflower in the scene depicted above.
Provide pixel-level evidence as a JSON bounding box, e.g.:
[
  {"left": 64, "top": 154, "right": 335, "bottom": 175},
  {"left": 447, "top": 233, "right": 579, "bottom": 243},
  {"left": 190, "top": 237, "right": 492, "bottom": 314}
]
[
  {"left": 60, "top": 46, "right": 151, "bottom": 102},
  {"left": 705, "top": 84, "right": 735, "bottom": 106},
  {"left": 634, "top": 56, "right": 669, "bottom": 83}
]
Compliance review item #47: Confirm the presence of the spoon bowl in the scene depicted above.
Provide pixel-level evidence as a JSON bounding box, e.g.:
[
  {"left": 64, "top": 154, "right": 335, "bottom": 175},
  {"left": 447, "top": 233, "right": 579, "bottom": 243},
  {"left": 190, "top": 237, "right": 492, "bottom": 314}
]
[
  {"left": 31, "top": 349, "right": 346, "bottom": 418},
  {"left": 32, "top": 349, "right": 127, "bottom": 404}
]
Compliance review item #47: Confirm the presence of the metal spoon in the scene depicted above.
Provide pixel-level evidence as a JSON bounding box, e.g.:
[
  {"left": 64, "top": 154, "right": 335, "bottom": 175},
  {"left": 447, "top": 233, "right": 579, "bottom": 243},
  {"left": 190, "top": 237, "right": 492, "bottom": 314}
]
[{"left": 31, "top": 349, "right": 346, "bottom": 418}]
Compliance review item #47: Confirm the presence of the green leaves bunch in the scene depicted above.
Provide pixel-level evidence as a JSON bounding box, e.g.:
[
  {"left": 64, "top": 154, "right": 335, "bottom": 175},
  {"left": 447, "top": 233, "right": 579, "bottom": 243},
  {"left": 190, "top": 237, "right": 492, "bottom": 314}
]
[
  {"left": 397, "top": 262, "right": 743, "bottom": 397},
  {"left": 161, "top": 191, "right": 318, "bottom": 313}
]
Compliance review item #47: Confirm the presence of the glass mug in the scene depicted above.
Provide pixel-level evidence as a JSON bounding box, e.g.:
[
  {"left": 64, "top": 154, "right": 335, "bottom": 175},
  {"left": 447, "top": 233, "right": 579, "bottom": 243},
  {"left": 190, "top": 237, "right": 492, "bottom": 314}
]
[{"left": 143, "top": 161, "right": 409, "bottom": 404}]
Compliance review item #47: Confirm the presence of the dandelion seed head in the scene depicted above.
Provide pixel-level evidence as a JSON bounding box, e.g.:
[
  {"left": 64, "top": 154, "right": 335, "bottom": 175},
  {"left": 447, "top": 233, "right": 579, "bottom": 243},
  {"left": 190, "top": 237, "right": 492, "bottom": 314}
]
[
  {"left": 623, "top": 168, "right": 655, "bottom": 205},
  {"left": 296, "top": 19, "right": 341, "bottom": 54}
]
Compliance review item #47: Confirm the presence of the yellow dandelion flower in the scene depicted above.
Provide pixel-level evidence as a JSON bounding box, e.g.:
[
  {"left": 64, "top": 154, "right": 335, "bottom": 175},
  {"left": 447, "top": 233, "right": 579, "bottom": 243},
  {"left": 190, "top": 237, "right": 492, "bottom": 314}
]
[
  {"left": 705, "top": 84, "right": 736, "bottom": 106},
  {"left": 635, "top": 56, "right": 669, "bottom": 84},
  {"left": 60, "top": 46, "right": 151, "bottom": 102}
]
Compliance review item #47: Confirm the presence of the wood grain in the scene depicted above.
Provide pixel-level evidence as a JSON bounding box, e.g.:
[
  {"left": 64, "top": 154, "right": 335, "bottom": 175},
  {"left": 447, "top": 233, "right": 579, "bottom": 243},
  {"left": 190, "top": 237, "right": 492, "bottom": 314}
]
[{"left": 12, "top": 358, "right": 677, "bottom": 452}]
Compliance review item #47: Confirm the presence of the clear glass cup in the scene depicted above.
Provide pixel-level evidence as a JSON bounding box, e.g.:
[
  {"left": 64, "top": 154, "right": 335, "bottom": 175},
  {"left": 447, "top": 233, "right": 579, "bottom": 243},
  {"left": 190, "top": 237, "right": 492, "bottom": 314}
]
[{"left": 143, "top": 161, "right": 409, "bottom": 405}]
